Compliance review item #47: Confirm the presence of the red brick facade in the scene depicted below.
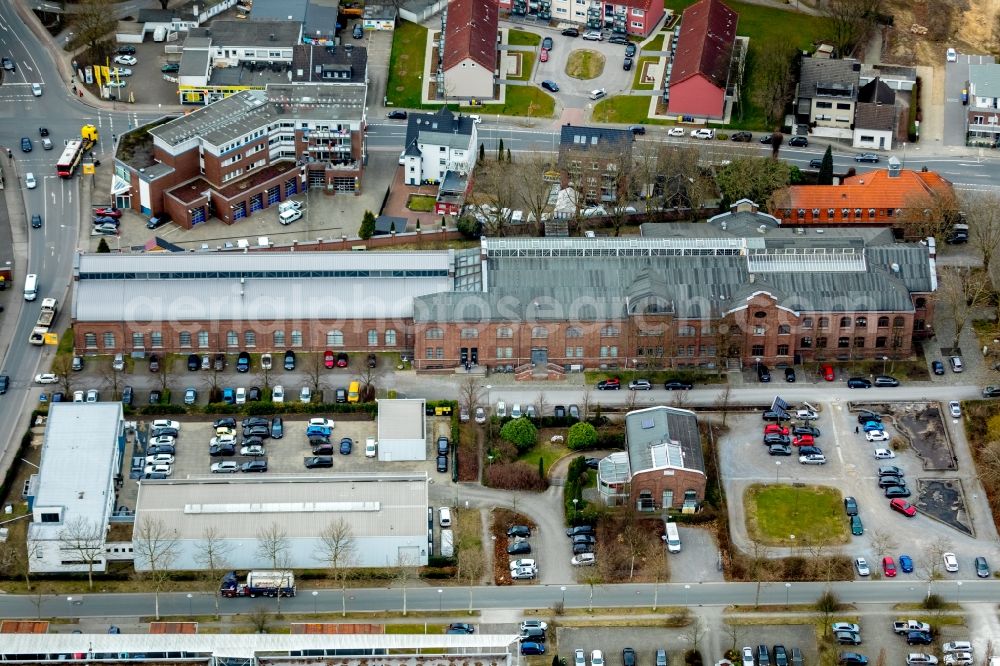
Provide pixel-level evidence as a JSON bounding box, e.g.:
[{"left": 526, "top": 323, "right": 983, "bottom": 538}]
[{"left": 630, "top": 467, "right": 706, "bottom": 510}]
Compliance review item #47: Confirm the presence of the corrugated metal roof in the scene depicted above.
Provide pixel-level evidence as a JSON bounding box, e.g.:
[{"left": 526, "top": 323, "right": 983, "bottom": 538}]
[
  {"left": 135, "top": 475, "right": 428, "bottom": 540},
  {"left": 0, "top": 633, "right": 518, "bottom": 658},
  {"left": 625, "top": 406, "right": 704, "bottom": 475},
  {"left": 29, "top": 404, "right": 123, "bottom": 542}
]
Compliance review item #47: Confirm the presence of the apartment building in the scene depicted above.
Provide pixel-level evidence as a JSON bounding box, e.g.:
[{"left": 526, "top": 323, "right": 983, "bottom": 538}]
[
  {"left": 113, "top": 82, "right": 366, "bottom": 227},
  {"left": 967, "top": 63, "right": 1000, "bottom": 146},
  {"left": 402, "top": 108, "right": 478, "bottom": 187},
  {"left": 497, "top": 0, "right": 664, "bottom": 37},
  {"left": 557, "top": 124, "right": 633, "bottom": 204}
]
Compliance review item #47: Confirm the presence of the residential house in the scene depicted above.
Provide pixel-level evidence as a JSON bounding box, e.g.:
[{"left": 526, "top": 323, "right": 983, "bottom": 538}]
[
  {"left": 796, "top": 56, "right": 860, "bottom": 139},
  {"left": 967, "top": 63, "right": 1000, "bottom": 146},
  {"left": 666, "top": 0, "right": 738, "bottom": 120},
  {"left": 860, "top": 63, "right": 916, "bottom": 92},
  {"left": 440, "top": 0, "right": 498, "bottom": 101},
  {"left": 136, "top": 0, "right": 236, "bottom": 37},
  {"left": 246, "top": 0, "right": 342, "bottom": 44},
  {"left": 113, "top": 83, "right": 367, "bottom": 226},
  {"left": 597, "top": 406, "right": 705, "bottom": 510},
  {"left": 853, "top": 77, "right": 898, "bottom": 150},
  {"left": 401, "top": 108, "right": 478, "bottom": 188},
  {"left": 557, "top": 124, "right": 633, "bottom": 204},
  {"left": 770, "top": 160, "right": 955, "bottom": 238},
  {"left": 363, "top": 4, "right": 398, "bottom": 30},
  {"left": 496, "top": 0, "right": 664, "bottom": 37}
]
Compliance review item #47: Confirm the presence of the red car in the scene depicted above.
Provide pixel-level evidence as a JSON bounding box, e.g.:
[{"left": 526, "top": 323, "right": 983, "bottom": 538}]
[
  {"left": 324, "top": 350, "right": 334, "bottom": 369},
  {"left": 764, "top": 424, "right": 789, "bottom": 436},
  {"left": 890, "top": 498, "right": 917, "bottom": 517},
  {"left": 336, "top": 352, "right": 349, "bottom": 368},
  {"left": 822, "top": 364, "right": 835, "bottom": 381},
  {"left": 93, "top": 207, "right": 122, "bottom": 218},
  {"left": 882, "top": 556, "right": 897, "bottom": 577},
  {"left": 539, "top": 49, "right": 549, "bottom": 62},
  {"left": 792, "top": 434, "right": 815, "bottom": 446}
]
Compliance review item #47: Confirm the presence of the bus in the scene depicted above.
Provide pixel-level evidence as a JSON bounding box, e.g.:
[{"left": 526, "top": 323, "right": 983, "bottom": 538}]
[{"left": 56, "top": 140, "right": 84, "bottom": 178}]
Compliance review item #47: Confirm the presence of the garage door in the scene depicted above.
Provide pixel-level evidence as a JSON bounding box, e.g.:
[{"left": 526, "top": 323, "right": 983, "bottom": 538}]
[
  {"left": 308, "top": 170, "right": 325, "bottom": 188},
  {"left": 191, "top": 206, "right": 206, "bottom": 225},
  {"left": 232, "top": 202, "right": 246, "bottom": 220},
  {"left": 249, "top": 193, "right": 263, "bottom": 213},
  {"left": 284, "top": 177, "right": 297, "bottom": 196},
  {"left": 266, "top": 186, "right": 280, "bottom": 205}
]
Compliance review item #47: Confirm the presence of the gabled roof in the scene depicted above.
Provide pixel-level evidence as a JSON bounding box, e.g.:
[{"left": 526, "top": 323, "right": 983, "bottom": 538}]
[
  {"left": 798, "top": 57, "right": 860, "bottom": 100},
  {"left": 558, "top": 124, "right": 632, "bottom": 151},
  {"left": 668, "top": 0, "right": 737, "bottom": 89},
  {"left": 779, "top": 168, "right": 953, "bottom": 215},
  {"left": 442, "top": 0, "right": 498, "bottom": 72},
  {"left": 858, "top": 77, "right": 895, "bottom": 105},
  {"left": 855, "top": 103, "right": 897, "bottom": 132},
  {"left": 969, "top": 63, "right": 1000, "bottom": 98},
  {"left": 404, "top": 107, "right": 477, "bottom": 152}
]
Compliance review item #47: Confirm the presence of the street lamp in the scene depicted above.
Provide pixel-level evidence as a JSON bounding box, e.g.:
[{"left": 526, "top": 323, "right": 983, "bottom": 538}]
[
  {"left": 882, "top": 355, "right": 889, "bottom": 375},
  {"left": 784, "top": 582, "right": 791, "bottom": 605},
  {"left": 561, "top": 585, "right": 567, "bottom": 606},
  {"left": 438, "top": 588, "right": 443, "bottom": 611},
  {"left": 775, "top": 460, "right": 781, "bottom": 483},
  {"left": 312, "top": 590, "right": 319, "bottom": 613},
  {"left": 956, "top": 580, "right": 963, "bottom": 603},
  {"left": 186, "top": 593, "right": 193, "bottom": 615},
  {"left": 573, "top": 498, "right": 579, "bottom": 525},
  {"left": 684, "top": 584, "right": 691, "bottom": 606}
]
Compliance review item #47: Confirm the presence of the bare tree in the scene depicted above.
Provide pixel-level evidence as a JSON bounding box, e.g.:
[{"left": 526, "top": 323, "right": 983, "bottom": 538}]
[
  {"left": 194, "top": 526, "right": 232, "bottom": 618},
  {"left": 52, "top": 356, "right": 75, "bottom": 396},
  {"left": 59, "top": 517, "right": 105, "bottom": 590},
  {"left": 920, "top": 536, "right": 953, "bottom": 596},
  {"left": 723, "top": 621, "right": 744, "bottom": 656},
  {"left": 621, "top": 518, "right": 650, "bottom": 580},
  {"left": 459, "top": 375, "right": 483, "bottom": 418},
  {"left": 897, "top": 187, "right": 962, "bottom": 240},
  {"left": 625, "top": 388, "right": 638, "bottom": 413},
  {"left": 580, "top": 384, "right": 593, "bottom": 422},
  {"left": 513, "top": 155, "right": 558, "bottom": 236},
  {"left": 535, "top": 392, "right": 549, "bottom": 421},
  {"left": 103, "top": 365, "right": 124, "bottom": 401},
  {"left": 0, "top": 539, "right": 34, "bottom": 591},
  {"left": 157, "top": 354, "right": 173, "bottom": 394},
  {"left": 305, "top": 353, "right": 325, "bottom": 397},
  {"left": 936, "top": 267, "right": 990, "bottom": 348},
  {"left": 683, "top": 617, "right": 705, "bottom": 652},
  {"left": 473, "top": 160, "right": 518, "bottom": 236},
  {"left": 133, "top": 516, "right": 179, "bottom": 620},
  {"left": 869, "top": 528, "right": 898, "bottom": 563},
  {"left": 315, "top": 518, "right": 357, "bottom": 616},
  {"left": 246, "top": 606, "right": 272, "bottom": 633},
  {"left": 746, "top": 540, "right": 773, "bottom": 607},
  {"left": 964, "top": 192, "right": 1000, "bottom": 274},
  {"left": 714, "top": 383, "right": 734, "bottom": 426},
  {"left": 751, "top": 41, "right": 796, "bottom": 127},
  {"left": 256, "top": 523, "right": 292, "bottom": 614},
  {"left": 823, "top": 0, "right": 883, "bottom": 57},
  {"left": 395, "top": 551, "right": 418, "bottom": 616},
  {"left": 71, "top": 0, "right": 117, "bottom": 52},
  {"left": 359, "top": 364, "right": 377, "bottom": 402},
  {"left": 458, "top": 547, "right": 486, "bottom": 614},
  {"left": 976, "top": 440, "right": 1000, "bottom": 488}
]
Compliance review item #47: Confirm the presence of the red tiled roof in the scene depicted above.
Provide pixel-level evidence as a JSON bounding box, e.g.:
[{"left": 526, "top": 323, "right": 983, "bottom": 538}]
[
  {"left": 669, "top": 0, "right": 738, "bottom": 89},
  {"left": 0, "top": 621, "right": 49, "bottom": 634},
  {"left": 291, "top": 624, "right": 386, "bottom": 634},
  {"left": 149, "top": 622, "right": 198, "bottom": 634},
  {"left": 443, "top": 0, "right": 498, "bottom": 72},
  {"left": 782, "top": 168, "right": 953, "bottom": 214}
]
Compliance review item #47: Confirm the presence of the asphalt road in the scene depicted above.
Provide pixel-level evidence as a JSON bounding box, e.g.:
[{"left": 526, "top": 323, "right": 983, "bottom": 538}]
[{"left": 0, "top": 579, "right": 992, "bottom": 619}]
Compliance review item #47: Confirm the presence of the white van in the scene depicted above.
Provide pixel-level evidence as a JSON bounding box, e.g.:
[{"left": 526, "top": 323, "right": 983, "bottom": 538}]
[
  {"left": 438, "top": 506, "right": 452, "bottom": 527},
  {"left": 949, "top": 356, "right": 964, "bottom": 372},
  {"left": 279, "top": 209, "right": 303, "bottom": 225},
  {"left": 23, "top": 273, "right": 37, "bottom": 301},
  {"left": 278, "top": 200, "right": 302, "bottom": 214},
  {"left": 440, "top": 528, "right": 454, "bottom": 557},
  {"left": 664, "top": 521, "right": 681, "bottom": 553}
]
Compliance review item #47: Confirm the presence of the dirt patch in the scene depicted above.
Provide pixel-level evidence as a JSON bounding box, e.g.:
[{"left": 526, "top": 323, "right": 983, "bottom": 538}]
[
  {"left": 916, "top": 478, "right": 975, "bottom": 536},
  {"left": 565, "top": 49, "right": 606, "bottom": 80},
  {"left": 851, "top": 402, "right": 956, "bottom": 470},
  {"left": 491, "top": 508, "right": 537, "bottom": 585}
]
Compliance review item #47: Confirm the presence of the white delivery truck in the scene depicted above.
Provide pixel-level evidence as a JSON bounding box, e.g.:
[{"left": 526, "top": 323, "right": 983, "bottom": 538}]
[
  {"left": 440, "top": 528, "right": 454, "bottom": 557},
  {"left": 664, "top": 521, "right": 681, "bottom": 553}
]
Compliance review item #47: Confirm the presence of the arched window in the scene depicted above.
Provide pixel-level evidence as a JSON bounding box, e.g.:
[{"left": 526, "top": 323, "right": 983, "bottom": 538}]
[
  {"left": 226, "top": 331, "right": 238, "bottom": 347},
  {"left": 532, "top": 327, "right": 549, "bottom": 339},
  {"left": 566, "top": 327, "right": 583, "bottom": 338},
  {"left": 274, "top": 331, "right": 285, "bottom": 346},
  {"left": 179, "top": 331, "right": 192, "bottom": 348},
  {"left": 802, "top": 317, "right": 813, "bottom": 329},
  {"left": 877, "top": 316, "right": 889, "bottom": 328},
  {"left": 425, "top": 328, "right": 444, "bottom": 340},
  {"left": 244, "top": 331, "right": 256, "bottom": 347},
  {"left": 893, "top": 316, "right": 905, "bottom": 328},
  {"left": 678, "top": 325, "right": 696, "bottom": 337},
  {"left": 368, "top": 330, "right": 379, "bottom": 346},
  {"left": 840, "top": 317, "right": 851, "bottom": 328},
  {"left": 385, "top": 330, "right": 397, "bottom": 346},
  {"left": 496, "top": 327, "right": 513, "bottom": 339},
  {"left": 327, "top": 330, "right": 344, "bottom": 346},
  {"left": 84, "top": 332, "right": 97, "bottom": 349},
  {"left": 915, "top": 298, "right": 926, "bottom": 308}
]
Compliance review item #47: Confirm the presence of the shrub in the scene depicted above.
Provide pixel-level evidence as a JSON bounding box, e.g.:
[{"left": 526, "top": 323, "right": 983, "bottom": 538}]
[
  {"left": 486, "top": 462, "right": 549, "bottom": 491},
  {"left": 500, "top": 417, "right": 538, "bottom": 452},
  {"left": 567, "top": 422, "right": 598, "bottom": 450},
  {"left": 685, "top": 651, "right": 703, "bottom": 666}
]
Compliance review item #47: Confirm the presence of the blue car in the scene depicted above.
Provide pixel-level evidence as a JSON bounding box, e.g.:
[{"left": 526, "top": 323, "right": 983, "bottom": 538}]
[
  {"left": 223, "top": 387, "right": 235, "bottom": 404},
  {"left": 862, "top": 421, "right": 883, "bottom": 432},
  {"left": 521, "top": 643, "right": 545, "bottom": 656},
  {"left": 899, "top": 554, "right": 913, "bottom": 573},
  {"left": 306, "top": 425, "right": 332, "bottom": 438},
  {"left": 340, "top": 437, "right": 353, "bottom": 455}
]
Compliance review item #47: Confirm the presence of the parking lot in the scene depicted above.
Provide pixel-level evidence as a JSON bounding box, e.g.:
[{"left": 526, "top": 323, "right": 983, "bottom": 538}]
[{"left": 718, "top": 398, "right": 1000, "bottom": 580}]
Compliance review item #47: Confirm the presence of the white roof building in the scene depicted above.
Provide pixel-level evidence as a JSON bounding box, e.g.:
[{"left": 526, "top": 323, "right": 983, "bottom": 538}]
[
  {"left": 133, "top": 474, "right": 430, "bottom": 570},
  {"left": 376, "top": 399, "right": 427, "bottom": 461},
  {"left": 28, "top": 403, "right": 125, "bottom": 573}
]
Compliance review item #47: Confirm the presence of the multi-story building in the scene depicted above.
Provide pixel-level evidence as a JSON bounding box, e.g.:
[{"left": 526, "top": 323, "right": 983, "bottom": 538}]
[
  {"left": 440, "top": 0, "right": 498, "bottom": 101},
  {"left": 666, "top": 0, "right": 738, "bottom": 119},
  {"left": 770, "top": 161, "right": 954, "bottom": 237},
  {"left": 496, "top": 0, "right": 664, "bottom": 36},
  {"left": 557, "top": 124, "right": 633, "bottom": 204},
  {"left": 113, "top": 82, "right": 367, "bottom": 226},
  {"left": 795, "top": 57, "right": 860, "bottom": 139},
  {"left": 248, "top": 0, "right": 342, "bottom": 44},
  {"left": 402, "top": 108, "right": 478, "bottom": 187},
  {"left": 853, "top": 77, "right": 899, "bottom": 150},
  {"left": 967, "top": 63, "right": 1000, "bottom": 146}
]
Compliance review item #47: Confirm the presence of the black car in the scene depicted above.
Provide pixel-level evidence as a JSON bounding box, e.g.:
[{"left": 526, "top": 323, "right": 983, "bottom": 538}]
[
  {"left": 335, "top": 387, "right": 348, "bottom": 403},
  {"left": 1, "top": 57, "right": 14, "bottom": 71},
  {"left": 798, "top": 445, "right": 823, "bottom": 456},
  {"left": 448, "top": 623, "right": 475, "bottom": 634},
  {"left": 628, "top": 125, "right": 645, "bottom": 135},
  {"left": 242, "top": 416, "right": 269, "bottom": 427},
  {"left": 31, "top": 215, "right": 42, "bottom": 228},
  {"left": 856, "top": 411, "right": 881, "bottom": 424},
  {"left": 508, "top": 540, "right": 531, "bottom": 555},
  {"left": 664, "top": 380, "right": 693, "bottom": 390},
  {"left": 148, "top": 354, "right": 160, "bottom": 372},
  {"left": 20, "top": 137, "right": 31, "bottom": 152},
  {"left": 844, "top": 497, "right": 858, "bottom": 516},
  {"left": 437, "top": 436, "right": 450, "bottom": 455},
  {"left": 244, "top": 424, "right": 270, "bottom": 439},
  {"left": 554, "top": 405, "right": 566, "bottom": 418},
  {"left": 906, "top": 632, "right": 933, "bottom": 645},
  {"left": 847, "top": 377, "right": 872, "bottom": 388},
  {"left": 541, "top": 36, "right": 553, "bottom": 50},
  {"left": 210, "top": 443, "right": 236, "bottom": 457},
  {"left": 117, "top": 45, "right": 137, "bottom": 55},
  {"left": 757, "top": 645, "right": 770, "bottom": 666},
  {"left": 271, "top": 416, "right": 284, "bottom": 439},
  {"left": 757, "top": 365, "right": 771, "bottom": 382},
  {"left": 247, "top": 386, "right": 262, "bottom": 401},
  {"left": 339, "top": 437, "right": 353, "bottom": 454},
  {"left": 768, "top": 444, "right": 792, "bottom": 456},
  {"left": 793, "top": 425, "right": 821, "bottom": 437},
  {"left": 572, "top": 534, "right": 596, "bottom": 545},
  {"left": 731, "top": 131, "right": 753, "bottom": 142},
  {"left": 187, "top": 353, "right": 200, "bottom": 371},
  {"left": 39, "top": 127, "right": 48, "bottom": 137},
  {"left": 839, "top": 653, "right": 868, "bottom": 666},
  {"left": 72, "top": 356, "right": 84, "bottom": 371},
  {"left": 784, "top": 367, "right": 796, "bottom": 382},
  {"left": 763, "top": 433, "right": 791, "bottom": 445},
  {"left": 855, "top": 153, "right": 880, "bottom": 163},
  {"left": 623, "top": 57, "right": 633, "bottom": 70},
  {"left": 584, "top": 457, "right": 600, "bottom": 469},
  {"left": 541, "top": 80, "right": 560, "bottom": 92},
  {"left": 625, "top": 43, "right": 637, "bottom": 57},
  {"left": 148, "top": 444, "right": 175, "bottom": 456},
  {"left": 387, "top": 110, "right": 408, "bottom": 120},
  {"left": 149, "top": 389, "right": 162, "bottom": 404},
  {"left": 760, "top": 134, "right": 776, "bottom": 144},
  {"left": 284, "top": 350, "right": 296, "bottom": 370},
  {"left": 567, "top": 525, "right": 595, "bottom": 537},
  {"left": 242, "top": 459, "right": 268, "bottom": 473},
  {"left": 353, "top": 23, "right": 363, "bottom": 38},
  {"left": 762, "top": 410, "right": 790, "bottom": 421},
  {"left": 312, "top": 444, "right": 334, "bottom": 455},
  {"left": 151, "top": 426, "right": 178, "bottom": 439},
  {"left": 884, "top": 486, "right": 911, "bottom": 498},
  {"left": 623, "top": 648, "right": 636, "bottom": 666},
  {"left": 213, "top": 417, "right": 237, "bottom": 429},
  {"left": 774, "top": 646, "right": 788, "bottom": 666},
  {"left": 214, "top": 353, "right": 225, "bottom": 371},
  {"left": 572, "top": 542, "right": 593, "bottom": 554},
  {"left": 809, "top": 158, "right": 823, "bottom": 168},
  {"left": 437, "top": 454, "right": 449, "bottom": 472},
  {"left": 788, "top": 136, "right": 809, "bottom": 147},
  {"left": 561, "top": 27, "right": 579, "bottom": 36},
  {"left": 507, "top": 525, "right": 531, "bottom": 538},
  {"left": 161, "top": 63, "right": 180, "bottom": 73},
  {"left": 0, "top": 375, "right": 10, "bottom": 394},
  {"left": 304, "top": 456, "right": 333, "bottom": 469},
  {"left": 236, "top": 351, "right": 251, "bottom": 372},
  {"left": 878, "top": 475, "right": 905, "bottom": 488},
  {"left": 121, "top": 385, "right": 133, "bottom": 406},
  {"left": 609, "top": 34, "right": 629, "bottom": 45},
  {"left": 932, "top": 360, "right": 945, "bottom": 375}
]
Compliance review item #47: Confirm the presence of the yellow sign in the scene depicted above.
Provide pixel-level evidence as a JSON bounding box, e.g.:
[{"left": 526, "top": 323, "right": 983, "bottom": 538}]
[
  {"left": 44, "top": 333, "right": 58, "bottom": 345},
  {"left": 82, "top": 163, "right": 95, "bottom": 175}
]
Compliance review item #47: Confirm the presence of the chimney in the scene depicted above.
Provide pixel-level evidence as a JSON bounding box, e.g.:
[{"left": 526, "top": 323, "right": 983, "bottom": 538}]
[{"left": 269, "top": 33, "right": 276, "bottom": 41}]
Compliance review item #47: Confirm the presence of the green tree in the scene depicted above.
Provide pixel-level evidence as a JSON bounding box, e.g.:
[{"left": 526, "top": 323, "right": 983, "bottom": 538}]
[
  {"left": 479, "top": 143, "right": 485, "bottom": 162},
  {"left": 72, "top": 0, "right": 117, "bottom": 52},
  {"left": 500, "top": 417, "right": 538, "bottom": 452},
  {"left": 97, "top": 238, "right": 111, "bottom": 253},
  {"left": 497, "top": 138, "right": 505, "bottom": 161},
  {"left": 359, "top": 210, "right": 376, "bottom": 240},
  {"left": 716, "top": 157, "right": 791, "bottom": 206},
  {"left": 567, "top": 422, "right": 598, "bottom": 450},
  {"left": 819, "top": 145, "right": 834, "bottom": 185}
]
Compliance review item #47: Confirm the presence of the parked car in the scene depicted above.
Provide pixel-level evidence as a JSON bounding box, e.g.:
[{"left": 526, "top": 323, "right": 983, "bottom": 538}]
[
  {"left": 628, "top": 379, "right": 652, "bottom": 390},
  {"left": 850, "top": 515, "right": 864, "bottom": 535},
  {"left": 597, "top": 378, "right": 621, "bottom": 390},
  {"left": 236, "top": 351, "right": 251, "bottom": 372},
  {"left": 561, "top": 27, "right": 580, "bottom": 36},
  {"left": 541, "top": 80, "right": 560, "bottom": 92},
  {"left": 855, "top": 153, "right": 880, "bottom": 163},
  {"left": 854, "top": 557, "right": 870, "bottom": 576},
  {"left": 284, "top": 350, "right": 296, "bottom": 370},
  {"left": 874, "top": 375, "right": 900, "bottom": 387},
  {"left": 386, "top": 110, "right": 408, "bottom": 119},
  {"left": 788, "top": 136, "right": 809, "bottom": 147},
  {"left": 932, "top": 360, "right": 945, "bottom": 375},
  {"left": 884, "top": 485, "right": 910, "bottom": 497},
  {"left": 731, "top": 131, "right": 753, "bottom": 142},
  {"left": 844, "top": 497, "right": 858, "bottom": 516},
  {"left": 304, "top": 456, "right": 333, "bottom": 469},
  {"left": 664, "top": 380, "right": 694, "bottom": 390},
  {"left": 582, "top": 30, "right": 603, "bottom": 41},
  {"left": 211, "top": 461, "right": 240, "bottom": 473},
  {"left": 949, "top": 401, "right": 962, "bottom": 418},
  {"left": 890, "top": 498, "right": 917, "bottom": 517},
  {"left": 847, "top": 377, "right": 872, "bottom": 388}
]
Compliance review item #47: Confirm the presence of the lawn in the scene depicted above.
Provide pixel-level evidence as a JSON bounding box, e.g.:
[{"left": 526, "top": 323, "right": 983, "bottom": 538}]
[
  {"left": 592, "top": 94, "right": 650, "bottom": 123},
  {"left": 493, "top": 85, "right": 555, "bottom": 118},
  {"left": 632, "top": 56, "right": 658, "bottom": 90},
  {"left": 745, "top": 484, "right": 849, "bottom": 546},
  {"left": 386, "top": 20, "right": 429, "bottom": 108},
  {"left": 662, "top": 0, "right": 832, "bottom": 130},
  {"left": 407, "top": 194, "right": 437, "bottom": 212},
  {"left": 508, "top": 29, "right": 541, "bottom": 47},
  {"left": 508, "top": 52, "right": 536, "bottom": 82},
  {"left": 584, "top": 369, "right": 726, "bottom": 385},
  {"left": 517, "top": 433, "right": 573, "bottom": 477},
  {"left": 642, "top": 34, "right": 665, "bottom": 51},
  {"left": 566, "top": 49, "right": 605, "bottom": 79}
]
